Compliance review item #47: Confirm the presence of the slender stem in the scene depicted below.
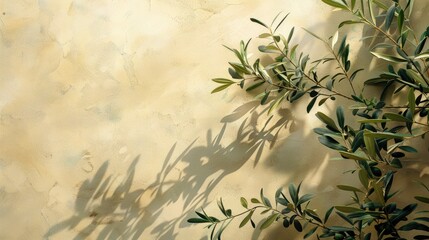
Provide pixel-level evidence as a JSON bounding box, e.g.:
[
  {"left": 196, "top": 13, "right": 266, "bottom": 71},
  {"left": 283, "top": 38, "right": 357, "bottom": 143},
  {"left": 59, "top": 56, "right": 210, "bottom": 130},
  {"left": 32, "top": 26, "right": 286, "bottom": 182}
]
[
  {"left": 268, "top": 28, "right": 354, "bottom": 101},
  {"left": 325, "top": 42, "right": 357, "bottom": 95},
  {"left": 353, "top": 9, "right": 429, "bottom": 85}
]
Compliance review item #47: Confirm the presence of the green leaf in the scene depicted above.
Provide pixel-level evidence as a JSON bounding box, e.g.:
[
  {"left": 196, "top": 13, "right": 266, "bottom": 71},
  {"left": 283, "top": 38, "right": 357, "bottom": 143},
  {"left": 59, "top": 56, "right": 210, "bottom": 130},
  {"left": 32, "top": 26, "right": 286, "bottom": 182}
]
[
  {"left": 321, "top": 0, "right": 348, "bottom": 10},
  {"left": 399, "top": 145, "right": 417, "bottom": 153},
  {"left": 304, "top": 227, "right": 318, "bottom": 239},
  {"left": 250, "top": 18, "right": 268, "bottom": 28},
  {"left": 336, "top": 106, "right": 345, "bottom": 129},
  {"left": 261, "top": 91, "right": 270, "bottom": 105},
  {"left": 251, "top": 198, "right": 261, "bottom": 204},
  {"left": 305, "top": 209, "right": 322, "bottom": 223},
  {"left": 274, "top": 13, "right": 290, "bottom": 32},
  {"left": 240, "top": 197, "right": 248, "bottom": 209},
  {"left": 371, "top": 51, "right": 407, "bottom": 63},
  {"left": 406, "top": 69, "right": 427, "bottom": 86},
  {"left": 316, "top": 112, "right": 339, "bottom": 132},
  {"left": 239, "top": 210, "right": 254, "bottom": 228},
  {"left": 363, "top": 130, "right": 376, "bottom": 159},
  {"left": 368, "top": 0, "right": 376, "bottom": 24},
  {"left": 408, "top": 88, "right": 416, "bottom": 116},
  {"left": 415, "top": 51, "right": 429, "bottom": 59},
  {"left": 260, "top": 213, "right": 279, "bottom": 230},
  {"left": 329, "top": 226, "right": 354, "bottom": 232},
  {"left": 289, "top": 183, "right": 298, "bottom": 205},
  {"left": 415, "top": 196, "right": 429, "bottom": 204},
  {"left": 212, "top": 78, "right": 235, "bottom": 84},
  {"left": 359, "top": 169, "right": 369, "bottom": 189},
  {"left": 384, "top": 112, "right": 412, "bottom": 122},
  {"left": 332, "top": 30, "right": 339, "bottom": 49},
  {"left": 324, "top": 206, "right": 334, "bottom": 223},
  {"left": 385, "top": 4, "right": 396, "bottom": 30},
  {"left": 246, "top": 81, "right": 265, "bottom": 92},
  {"left": 399, "top": 222, "right": 429, "bottom": 231},
  {"left": 318, "top": 136, "right": 347, "bottom": 151},
  {"left": 339, "top": 20, "right": 363, "bottom": 28},
  {"left": 307, "top": 96, "right": 318, "bottom": 113},
  {"left": 297, "top": 194, "right": 314, "bottom": 205},
  {"left": 357, "top": 119, "right": 391, "bottom": 123},
  {"left": 211, "top": 83, "right": 233, "bottom": 94},
  {"left": 339, "top": 151, "right": 369, "bottom": 161},
  {"left": 293, "top": 220, "right": 303, "bottom": 232},
  {"left": 398, "top": 9, "right": 404, "bottom": 34},
  {"left": 187, "top": 218, "right": 210, "bottom": 223},
  {"left": 287, "top": 27, "right": 295, "bottom": 43},
  {"left": 335, "top": 206, "right": 362, "bottom": 213},
  {"left": 365, "top": 131, "right": 408, "bottom": 139},
  {"left": 337, "top": 185, "right": 364, "bottom": 193}
]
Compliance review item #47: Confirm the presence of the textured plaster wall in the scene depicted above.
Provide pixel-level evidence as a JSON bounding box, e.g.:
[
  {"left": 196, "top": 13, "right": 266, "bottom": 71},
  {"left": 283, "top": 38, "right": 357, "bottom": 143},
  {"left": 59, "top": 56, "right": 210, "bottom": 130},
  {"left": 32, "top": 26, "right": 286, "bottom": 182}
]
[{"left": 0, "top": 0, "right": 428, "bottom": 239}]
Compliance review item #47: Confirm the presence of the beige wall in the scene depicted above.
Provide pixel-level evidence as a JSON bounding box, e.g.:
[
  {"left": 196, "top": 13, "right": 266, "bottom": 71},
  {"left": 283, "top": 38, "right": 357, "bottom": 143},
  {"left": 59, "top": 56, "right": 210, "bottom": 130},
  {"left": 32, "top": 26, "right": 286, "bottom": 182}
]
[{"left": 1, "top": 0, "right": 428, "bottom": 239}]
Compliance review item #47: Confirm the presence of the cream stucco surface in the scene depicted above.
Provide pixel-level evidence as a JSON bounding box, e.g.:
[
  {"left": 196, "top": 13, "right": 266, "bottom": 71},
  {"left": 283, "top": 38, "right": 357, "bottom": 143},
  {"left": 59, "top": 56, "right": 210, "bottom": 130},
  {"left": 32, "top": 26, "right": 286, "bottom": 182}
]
[{"left": 1, "top": 0, "right": 428, "bottom": 239}]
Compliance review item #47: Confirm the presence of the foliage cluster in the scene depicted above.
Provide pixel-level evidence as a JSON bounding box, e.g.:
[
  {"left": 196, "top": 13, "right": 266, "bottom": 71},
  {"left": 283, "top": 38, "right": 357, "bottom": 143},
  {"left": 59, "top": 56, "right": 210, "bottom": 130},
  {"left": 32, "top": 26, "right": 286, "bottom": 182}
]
[{"left": 189, "top": 0, "right": 429, "bottom": 239}]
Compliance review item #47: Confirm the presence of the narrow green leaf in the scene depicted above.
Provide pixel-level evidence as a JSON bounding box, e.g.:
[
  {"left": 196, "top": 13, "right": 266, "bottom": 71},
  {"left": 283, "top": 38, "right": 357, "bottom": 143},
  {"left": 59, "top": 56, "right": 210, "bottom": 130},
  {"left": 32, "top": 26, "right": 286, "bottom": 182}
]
[
  {"left": 240, "top": 197, "right": 248, "bottom": 209},
  {"left": 365, "top": 131, "right": 408, "bottom": 139},
  {"left": 297, "top": 194, "right": 314, "bottom": 205},
  {"left": 261, "top": 91, "right": 270, "bottom": 105},
  {"left": 212, "top": 78, "right": 235, "bottom": 84},
  {"left": 408, "top": 88, "right": 416, "bottom": 116},
  {"left": 246, "top": 81, "right": 264, "bottom": 92},
  {"left": 371, "top": 51, "right": 407, "bottom": 63},
  {"left": 339, "top": 151, "right": 369, "bottom": 162},
  {"left": 398, "top": 9, "right": 404, "bottom": 34},
  {"left": 332, "top": 30, "right": 339, "bottom": 49},
  {"left": 357, "top": 119, "right": 391, "bottom": 123},
  {"left": 305, "top": 209, "right": 322, "bottom": 223},
  {"left": 304, "top": 227, "right": 318, "bottom": 239},
  {"left": 251, "top": 198, "right": 261, "bottom": 204},
  {"left": 336, "top": 106, "right": 345, "bottom": 129},
  {"left": 307, "top": 96, "right": 318, "bottom": 113},
  {"left": 293, "top": 220, "right": 303, "bottom": 232},
  {"left": 239, "top": 210, "right": 254, "bottom": 228},
  {"left": 260, "top": 213, "right": 279, "bottom": 230},
  {"left": 337, "top": 185, "right": 364, "bottom": 193},
  {"left": 335, "top": 206, "right": 362, "bottom": 213},
  {"left": 258, "top": 33, "right": 271, "bottom": 38},
  {"left": 324, "top": 206, "right": 334, "bottom": 223},
  {"left": 187, "top": 218, "right": 210, "bottom": 223},
  {"left": 316, "top": 112, "right": 339, "bottom": 132},
  {"left": 415, "top": 51, "right": 429, "bottom": 59},
  {"left": 289, "top": 183, "right": 298, "bottom": 205},
  {"left": 339, "top": 20, "right": 364, "bottom": 28},
  {"left": 385, "top": 4, "right": 396, "bottom": 30},
  {"left": 274, "top": 13, "right": 290, "bottom": 32},
  {"left": 398, "top": 145, "right": 417, "bottom": 152},
  {"left": 321, "top": 0, "right": 348, "bottom": 10},
  {"left": 384, "top": 112, "right": 412, "bottom": 122},
  {"left": 250, "top": 18, "right": 268, "bottom": 28},
  {"left": 319, "top": 136, "right": 347, "bottom": 151},
  {"left": 363, "top": 130, "right": 376, "bottom": 159},
  {"left": 287, "top": 27, "right": 295, "bottom": 43},
  {"left": 368, "top": 0, "right": 376, "bottom": 24},
  {"left": 359, "top": 169, "right": 369, "bottom": 189},
  {"left": 399, "top": 221, "right": 429, "bottom": 231},
  {"left": 406, "top": 69, "right": 427, "bottom": 86},
  {"left": 415, "top": 196, "right": 429, "bottom": 204},
  {"left": 211, "top": 83, "right": 233, "bottom": 94}
]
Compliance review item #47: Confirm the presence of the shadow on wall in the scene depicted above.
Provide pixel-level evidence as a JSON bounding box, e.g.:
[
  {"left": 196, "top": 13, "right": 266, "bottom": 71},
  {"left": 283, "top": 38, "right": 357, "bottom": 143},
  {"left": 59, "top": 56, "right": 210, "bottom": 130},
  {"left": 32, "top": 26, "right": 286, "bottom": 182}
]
[{"left": 44, "top": 101, "right": 302, "bottom": 240}]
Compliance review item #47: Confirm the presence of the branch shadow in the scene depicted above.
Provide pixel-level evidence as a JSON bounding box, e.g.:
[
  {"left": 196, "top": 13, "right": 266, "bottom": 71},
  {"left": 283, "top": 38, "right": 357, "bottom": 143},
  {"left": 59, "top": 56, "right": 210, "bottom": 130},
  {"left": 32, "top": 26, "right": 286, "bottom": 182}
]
[{"left": 44, "top": 100, "right": 302, "bottom": 240}]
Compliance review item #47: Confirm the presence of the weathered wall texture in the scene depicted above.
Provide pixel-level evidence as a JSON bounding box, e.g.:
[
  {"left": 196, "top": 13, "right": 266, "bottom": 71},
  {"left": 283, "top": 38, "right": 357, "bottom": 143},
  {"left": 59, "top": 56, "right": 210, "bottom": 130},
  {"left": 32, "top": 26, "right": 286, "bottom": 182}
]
[{"left": 0, "top": 0, "right": 428, "bottom": 239}]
